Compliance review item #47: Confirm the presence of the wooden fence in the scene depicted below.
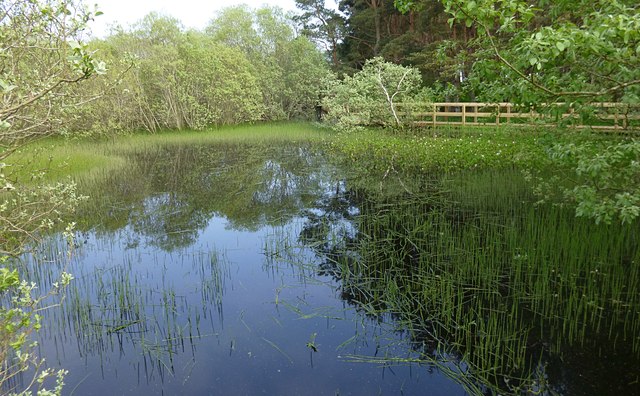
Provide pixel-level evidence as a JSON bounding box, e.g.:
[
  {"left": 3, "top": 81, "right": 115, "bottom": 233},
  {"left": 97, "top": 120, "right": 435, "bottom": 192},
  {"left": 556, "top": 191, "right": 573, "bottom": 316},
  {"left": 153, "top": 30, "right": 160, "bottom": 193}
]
[{"left": 399, "top": 102, "right": 640, "bottom": 131}]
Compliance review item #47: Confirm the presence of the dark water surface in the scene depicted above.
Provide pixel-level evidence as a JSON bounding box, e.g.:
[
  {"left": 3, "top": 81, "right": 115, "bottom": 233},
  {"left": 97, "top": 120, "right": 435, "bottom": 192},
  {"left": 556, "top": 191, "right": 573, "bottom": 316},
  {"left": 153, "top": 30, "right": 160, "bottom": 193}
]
[
  {"left": 25, "top": 143, "right": 465, "bottom": 395},
  {"left": 21, "top": 142, "right": 640, "bottom": 395}
]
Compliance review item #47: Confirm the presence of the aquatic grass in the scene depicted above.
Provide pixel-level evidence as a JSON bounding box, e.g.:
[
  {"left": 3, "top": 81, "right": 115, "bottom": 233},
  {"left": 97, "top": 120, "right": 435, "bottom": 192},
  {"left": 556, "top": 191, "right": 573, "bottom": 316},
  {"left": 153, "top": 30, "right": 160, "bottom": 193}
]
[
  {"left": 262, "top": 337, "right": 294, "bottom": 364},
  {"left": 3, "top": 122, "right": 331, "bottom": 185},
  {"left": 306, "top": 167, "right": 640, "bottom": 394},
  {"left": 20, "top": 235, "right": 231, "bottom": 384},
  {"left": 326, "top": 126, "right": 552, "bottom": 177}
]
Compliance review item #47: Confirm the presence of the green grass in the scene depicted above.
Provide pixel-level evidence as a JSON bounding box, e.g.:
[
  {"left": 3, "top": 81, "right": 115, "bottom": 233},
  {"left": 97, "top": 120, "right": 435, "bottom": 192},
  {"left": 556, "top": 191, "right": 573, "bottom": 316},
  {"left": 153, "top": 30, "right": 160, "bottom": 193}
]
[
  {"left": 325, "top": 125, "right": 633, "bottom": 180},
  {"left": 326, "top": 126, "right": 550, "bottom": 175},
  {"left": 3, "top": 122, "right": 331, "bottom": 185}
]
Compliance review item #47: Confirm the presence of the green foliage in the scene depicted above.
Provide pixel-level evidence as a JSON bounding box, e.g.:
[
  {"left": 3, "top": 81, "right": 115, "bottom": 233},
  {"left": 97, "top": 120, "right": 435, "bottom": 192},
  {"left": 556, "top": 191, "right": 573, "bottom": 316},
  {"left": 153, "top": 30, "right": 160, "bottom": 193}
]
[
  {"left": 176, "top": 33, "right": 264, "bottom": 127},
  {"left": 0, "top": 267, "right": 19, "bottom": 293},
  {"left": 532, "top": 138, "right": 640, "bottom": 224},
  {"left": 71, "top": 6, "right": 331, "bottom": 134},
  {"left": 323, "top": 57, "right": 423, "bottom": 129},
  {"left": 327, "top": 127, "right": 546, "bottom": 176},
  {"left": 0, "top": 237, "right": 74, "bottom": 394},
  {"left": 279, "top": 37, "right": 333, "bottom": 119},
  {"left": 1, "top": 158, "right": 86, "bottom": 255},
  {"left": 336, "top": 0, "right": 469, "bottom": 85},
  {"left": 386, "top": 0, "right": 640, "bottom": 225},
  {"left": 1, "top": 159, "right": 82, "bottom": 392},
  {"left": 437, "top": 0, "right": 640, "bottom": 105},
  {"left": 0, "top": 0, "right": 105, "bottom": 159},
  {"left": 0, "top": 259, "right": 73, "bottom": 395},
  {"left": 0, "top": 1, "right": 98, "bottom": 393},
  {"left": 206, "top": 6, "right": 331, "bottom": 121}
]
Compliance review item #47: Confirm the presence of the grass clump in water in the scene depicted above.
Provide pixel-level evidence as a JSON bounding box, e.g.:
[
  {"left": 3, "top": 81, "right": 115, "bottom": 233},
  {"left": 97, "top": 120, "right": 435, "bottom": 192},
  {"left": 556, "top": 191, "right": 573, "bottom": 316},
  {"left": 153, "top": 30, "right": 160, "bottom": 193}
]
[
  {"left": 326, "top": 126, "right": 551, "bottom": 176},
  {"left": 315, "top": 168, "right": 640, "bottom": 395}
]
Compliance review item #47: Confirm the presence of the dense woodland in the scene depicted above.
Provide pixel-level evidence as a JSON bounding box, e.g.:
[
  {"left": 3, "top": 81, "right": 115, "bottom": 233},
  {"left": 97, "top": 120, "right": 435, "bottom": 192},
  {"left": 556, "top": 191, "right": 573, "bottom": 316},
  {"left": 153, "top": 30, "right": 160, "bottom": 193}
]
[
  {"left": 68, "top": 7, "right": 331, "bottom": 134},
  {"left": 306, "top": 0, "right": 640, "bottom": 103},
  {"left": 3, "top": 0, "right": 638, "bottom": 144}
]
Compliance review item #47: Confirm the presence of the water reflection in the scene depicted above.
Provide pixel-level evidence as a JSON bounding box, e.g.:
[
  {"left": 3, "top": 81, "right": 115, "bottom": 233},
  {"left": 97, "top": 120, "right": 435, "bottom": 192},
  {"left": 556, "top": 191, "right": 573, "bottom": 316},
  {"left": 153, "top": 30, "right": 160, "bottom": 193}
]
[
  {"left": 23, "top": 142, "right": 465, "bottom": 396},
  {"left": 296, "top": 180, "right": 640, "bottom": 395},
  {"left": 78, "top": 144, "right": 336, "bottom": 250},
  {"left": 18, "top": 141, "right": 640, "bottom": 395}
]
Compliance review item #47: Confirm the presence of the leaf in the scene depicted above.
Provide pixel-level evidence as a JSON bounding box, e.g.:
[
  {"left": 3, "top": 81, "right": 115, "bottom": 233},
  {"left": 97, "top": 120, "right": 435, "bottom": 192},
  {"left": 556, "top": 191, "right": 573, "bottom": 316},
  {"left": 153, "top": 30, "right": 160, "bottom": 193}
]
[
  {"left": 0, "top": 79, "right": 17, "bottom": 93},
  {"left": 0, "top": 268, "right": 20, "bottom": 292},
  {"left": 68, "top": 40, "right": 82, "bottom": 50},
  {"left": 555, "top": 42, "right": 565, "bottom": 51}
]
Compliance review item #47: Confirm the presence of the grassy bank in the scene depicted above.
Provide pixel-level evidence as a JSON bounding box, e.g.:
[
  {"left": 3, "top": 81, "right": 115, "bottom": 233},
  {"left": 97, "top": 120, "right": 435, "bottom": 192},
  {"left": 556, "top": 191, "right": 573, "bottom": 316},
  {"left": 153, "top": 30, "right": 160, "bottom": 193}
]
[
  {"left": 6, "top": 123, "right": 618, "bottom": 186},
  {"left": 3, "top": 122, "right": 330, "bottom": 185},
  {"left": 325, "top": 125, "right": 636, "bottom": 177}
]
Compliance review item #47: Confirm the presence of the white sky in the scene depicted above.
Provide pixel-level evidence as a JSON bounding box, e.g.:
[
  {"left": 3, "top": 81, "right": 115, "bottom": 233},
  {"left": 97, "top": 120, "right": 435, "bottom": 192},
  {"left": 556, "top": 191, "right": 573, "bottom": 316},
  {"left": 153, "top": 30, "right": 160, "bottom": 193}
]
[{"left": 89, "top": 0, "right": 299, "bottom": 37}]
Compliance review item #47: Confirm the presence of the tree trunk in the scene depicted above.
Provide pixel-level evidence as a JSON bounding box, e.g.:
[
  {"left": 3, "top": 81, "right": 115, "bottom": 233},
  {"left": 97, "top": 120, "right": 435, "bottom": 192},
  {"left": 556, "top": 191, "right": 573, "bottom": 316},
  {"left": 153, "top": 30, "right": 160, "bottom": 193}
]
[{"left": 368, "top": 0, "right": 382, "bottom": 56}]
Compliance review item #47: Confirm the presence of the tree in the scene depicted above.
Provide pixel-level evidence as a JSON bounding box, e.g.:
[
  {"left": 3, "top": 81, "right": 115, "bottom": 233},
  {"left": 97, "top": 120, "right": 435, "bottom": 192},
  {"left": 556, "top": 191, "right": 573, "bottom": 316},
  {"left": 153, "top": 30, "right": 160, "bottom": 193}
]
[
  {"left": 294, "top": 0, "right": 346, "bottom": 68},
  {"left": 208, "top": 6, "right": 293, "bottom": 119},
  {"left": 71, "top": 11, "right": 269, "bottom": 133},
  {"left": 397, "top": 0, "right": 640, "bottom": 105},
  {"left": 1, "top": 1, "right": 103, "bottom": 393},
  {"left": 335, "top": 0, "right": 473, "bottom": 87},
  {"left": 0, "top": 0, "right": 105, "bottom": 160},
  {"left": 279, "top": 37, "right": 333, "bottom": 118},
  {"left": 176, "top": 33, "right": 264, "bottom": 126},
  {"left": 206, "top": 5, "right": 262, "bottom": 58},
  {"left": 323, "top": 57, "right": 422, "bottom": 128},
  {"left": 391, "top": 0, "right": 640, "bottom": 224},
  {"left": 207, "top": 6, "right": 330, "bottom": 120}
]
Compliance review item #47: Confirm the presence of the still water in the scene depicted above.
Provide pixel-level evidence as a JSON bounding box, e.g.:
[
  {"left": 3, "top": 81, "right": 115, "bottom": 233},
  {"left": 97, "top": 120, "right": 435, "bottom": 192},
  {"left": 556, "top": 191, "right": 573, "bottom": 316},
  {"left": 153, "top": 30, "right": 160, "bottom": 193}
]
[
  {"left": 26, "top": 143, "right": 465, "bottom": 395},
  {"left": 20, "top": 141, "right": 640, "bottom": 395}
]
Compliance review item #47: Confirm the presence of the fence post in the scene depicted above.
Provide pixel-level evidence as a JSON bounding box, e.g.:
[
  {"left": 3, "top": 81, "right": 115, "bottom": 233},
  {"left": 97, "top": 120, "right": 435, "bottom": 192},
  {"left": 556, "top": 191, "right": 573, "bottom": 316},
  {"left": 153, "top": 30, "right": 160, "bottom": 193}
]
[
  {"left": 462, "top": 103, "right": 466, "bottom": 125},
  {"left": 432, "top": 103, "right": 436, "bottom": 128}
]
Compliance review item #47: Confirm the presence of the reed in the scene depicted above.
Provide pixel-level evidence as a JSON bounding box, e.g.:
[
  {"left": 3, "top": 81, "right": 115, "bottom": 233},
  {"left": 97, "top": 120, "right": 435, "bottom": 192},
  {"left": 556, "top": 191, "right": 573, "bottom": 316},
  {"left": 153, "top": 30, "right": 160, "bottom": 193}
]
[
  {"left": 20, "top": 235, "right": 230, "bottom": 380},
  {"left": 319, "top": 168, "right": 640, "bottom": 393}
]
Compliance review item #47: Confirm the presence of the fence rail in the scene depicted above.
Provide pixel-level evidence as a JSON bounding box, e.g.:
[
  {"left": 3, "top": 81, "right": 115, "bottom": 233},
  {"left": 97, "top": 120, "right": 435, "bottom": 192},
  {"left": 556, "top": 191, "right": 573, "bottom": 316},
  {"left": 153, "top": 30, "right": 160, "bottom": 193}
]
[{"left": 399, "top": 102, "right": 640, "bottom": 131}]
